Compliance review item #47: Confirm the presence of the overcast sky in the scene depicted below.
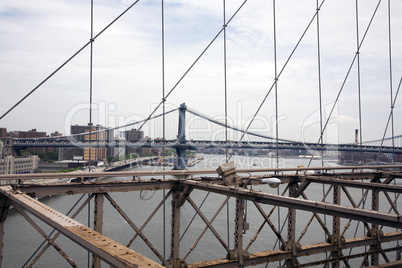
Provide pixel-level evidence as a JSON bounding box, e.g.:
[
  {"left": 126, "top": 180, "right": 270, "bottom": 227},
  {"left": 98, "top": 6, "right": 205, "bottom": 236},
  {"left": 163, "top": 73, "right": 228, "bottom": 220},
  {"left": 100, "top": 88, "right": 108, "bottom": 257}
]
[{"left": 0, "top": 0, "right": 401, "bottom": 144}]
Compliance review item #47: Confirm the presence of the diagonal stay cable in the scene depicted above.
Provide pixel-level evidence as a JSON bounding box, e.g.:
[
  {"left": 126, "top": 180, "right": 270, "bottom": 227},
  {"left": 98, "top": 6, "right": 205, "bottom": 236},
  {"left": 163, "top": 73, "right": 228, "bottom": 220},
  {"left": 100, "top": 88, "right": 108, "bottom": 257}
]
[
  {"left": 0, "top": 0, "right": 141, "bottom": 121},
  {"left": 15, "top": 107, "right": 178, "bottom": 141},
  {"left": 378, "top": 76, "right": 401, "bottom": 153},
  {"left": 307, "top": 0, "right": 384, "bottom": 167},
  {"left": 228, "top": 0, "right": 327, "bottom": 161},
  {"left": 133, "top": 0, "right": 249, "bottom": 135},
  {"left": 316, "top": 0, "right": 383, "bottom": 145}
]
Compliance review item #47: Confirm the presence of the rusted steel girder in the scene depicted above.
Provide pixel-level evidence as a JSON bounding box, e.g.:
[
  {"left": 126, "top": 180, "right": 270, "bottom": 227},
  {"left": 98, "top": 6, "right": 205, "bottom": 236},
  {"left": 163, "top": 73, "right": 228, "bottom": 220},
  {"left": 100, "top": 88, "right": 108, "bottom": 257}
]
[
  {"left": 12, "top": 171, "right": 401, "bottom": 198},
  {"left": 1, "top": 164, "right": 401, "bottom": 183},
  {"left": 0, "top": 186, "right": 163, "bottom": 268},
  {"left": 92, "top": 193, "right": 104, "bottom": 268},
  {"left": 304, "top": 175, "right": 402, "bottom": 193},
  {"left": 169, "top": 188, "right": 184, "bottom": 267},
  {"left": 187, "top": 232, "right": 402, "bottom": 268},
  {"left": 1, "top": 169, "right": 401, "bottom": 267},
  {"left": 181, "top": 180, "right": 402, "bottom": 228},
  {"left": 0, "top": 193, "right": 10, "bottom": 268},
  {"left": 284, "top": 182, "right": 298, "bottom": 266},
  {"left": 14, "top": 179, "right": 176, "bottom": 196}
]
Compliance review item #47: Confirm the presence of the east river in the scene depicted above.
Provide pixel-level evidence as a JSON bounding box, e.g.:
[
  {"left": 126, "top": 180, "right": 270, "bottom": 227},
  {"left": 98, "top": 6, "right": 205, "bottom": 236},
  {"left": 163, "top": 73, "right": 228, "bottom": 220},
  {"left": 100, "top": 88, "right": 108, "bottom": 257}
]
[{"left": 3, "top": 154, "right": 400, "bottom": 267}]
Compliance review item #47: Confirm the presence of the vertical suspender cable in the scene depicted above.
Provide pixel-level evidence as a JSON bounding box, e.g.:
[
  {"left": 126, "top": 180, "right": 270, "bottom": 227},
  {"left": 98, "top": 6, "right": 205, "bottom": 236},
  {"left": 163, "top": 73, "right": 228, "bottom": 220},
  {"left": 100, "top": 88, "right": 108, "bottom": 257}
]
[
  {"left": 316, "top": 0, "right": 324, "bottom": 167},
  {"left": 0, "top": 1, "right": 140, "bottom": 122},
  {"left": 273, "top": 0, "right": 279, "bottom": 169},
  {"left": 316, "top": 0, "right": 327, "bottom": 261},
  {"left": 307, "top": 0, "right": 324, "bottom": 169},
  {"left": 223, "top": 0, "right": 228, "bottom": 164},
  {"left": 88, "top": 0, "right": 94, "bottom": 172},
  {"left": 387, "top": 0, "right": 399, "bottom": 246},
  {"left": 355, "top": 0, "right": 367, "bottom": 256},
  {"left": 223, "top": 0, "right": 230, "bottom": 248},
  {"left": 88, "top": 1, "right": 94, "bottom": 267},
  {"left": 272, "top": 2, "right": 282, "bottom": 267},
  {"left": 356, "top": 0, "right": 363, "bottom": 163},
  {"left": 307, "top": 0, "right": 379, "bottom": 168},
  {"left": 387, "top": 0, "right": 395, "bottom": 163},
  {"left": 161, "top": 0, "right": 166, "bottom": 259}
]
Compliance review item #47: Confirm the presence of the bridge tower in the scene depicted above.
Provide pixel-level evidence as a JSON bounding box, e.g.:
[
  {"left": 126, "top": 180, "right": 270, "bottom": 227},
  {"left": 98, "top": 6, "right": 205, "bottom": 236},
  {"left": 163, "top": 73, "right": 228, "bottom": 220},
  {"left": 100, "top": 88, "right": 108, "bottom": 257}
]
[{"left": 173, "top": 103, "right": 190, "bottom": 170}]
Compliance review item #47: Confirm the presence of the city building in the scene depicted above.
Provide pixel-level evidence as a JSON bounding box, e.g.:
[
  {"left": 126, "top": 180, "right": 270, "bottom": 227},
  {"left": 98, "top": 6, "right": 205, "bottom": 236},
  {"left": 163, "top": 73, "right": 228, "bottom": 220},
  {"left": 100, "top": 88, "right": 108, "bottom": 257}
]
[
  {"left": 59, "top": 124, "right": 109, "bottom": 162},
  {"left": 0, "top": 155, "right": 39, "bottom": 176},
  {"left": 18, "top": 128, "right": 46, "bottom": 139},
  {"left": 125, "top": 129, "right": 146, "bottom": 156},
  {"left": 84, "top": 125, "right": 108, "bottom": 161},
  {"left": 0, "top": 128, "right": 6, "bottom": 138}
]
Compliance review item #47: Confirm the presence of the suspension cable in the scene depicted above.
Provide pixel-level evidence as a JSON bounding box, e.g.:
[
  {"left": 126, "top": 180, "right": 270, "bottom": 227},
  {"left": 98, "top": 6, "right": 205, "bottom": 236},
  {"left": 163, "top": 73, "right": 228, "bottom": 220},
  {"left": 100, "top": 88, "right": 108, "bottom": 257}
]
[
  {"left": 273, "top": 0, "right": 279, "bottom": 168},
  {"left": 316, "top": 0, "right": 324, "bottom": 167},
  {"left": 0, "top": 0, "right": 141, "bottom": 122},
  {"left": 229, "top": 0, "right": 327, "bottom": 162},
  {"left": 223, "top": 0, "right": 229, "bottom": 164},
  {"left": 316, "top": 0, "right": 327, "bottom": 262},
  {"left": 88, "top": 2, "right": 94, "bottom": 266},
  {"left": 88, "top": 0, "right": 94, "bottom": 173},
  {"left": 273, "top": 0, "right": 281, "bottom": 263},
  {"left": 222, "top": 0, "right": 230, "bottom": 248},
  {"left": 307, "top": 0, "right": 383, "bottom": 167},
  {"left": 378, "top": 76, "right": 401, "bottom": 153},
  {"left": 132, "top": 0, "right": 250, "bottom": 136},
  {"left": 356, "top": 0, "right": 363, "bottom": 163},
  {"left": 318, "top": 0, "right": 382, "bottom": 143},
  {"left": 187, "top": 107, "right": 296, "bottom": 143},
  {"left": 161, "top": 0, "right": 167, "bottom": 259},
  {"left": 387, "top": 0, "right": 395, "bottom": 163}
]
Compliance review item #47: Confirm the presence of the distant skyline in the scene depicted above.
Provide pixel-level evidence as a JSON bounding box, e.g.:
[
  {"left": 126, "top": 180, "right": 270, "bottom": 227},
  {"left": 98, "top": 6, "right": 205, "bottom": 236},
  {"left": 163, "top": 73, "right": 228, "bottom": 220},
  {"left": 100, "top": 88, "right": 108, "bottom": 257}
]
[{"left": 0, "top": 0, "right": 401, "bottom": 144}]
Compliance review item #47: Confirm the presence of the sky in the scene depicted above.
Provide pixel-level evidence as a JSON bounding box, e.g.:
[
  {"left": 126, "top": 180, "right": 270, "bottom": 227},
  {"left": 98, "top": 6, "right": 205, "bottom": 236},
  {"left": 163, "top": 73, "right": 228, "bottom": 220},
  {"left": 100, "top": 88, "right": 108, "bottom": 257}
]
[{"left": 0, "top": 0, "right": 401, "bottom": 144}]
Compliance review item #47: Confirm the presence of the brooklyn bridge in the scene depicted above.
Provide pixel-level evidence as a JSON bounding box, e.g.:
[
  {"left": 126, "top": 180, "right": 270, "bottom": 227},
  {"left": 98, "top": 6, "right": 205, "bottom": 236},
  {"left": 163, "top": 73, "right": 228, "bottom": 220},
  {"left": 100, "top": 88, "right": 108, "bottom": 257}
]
[{"left": 0, "top": 0, "right": 401, "bottom": 267}]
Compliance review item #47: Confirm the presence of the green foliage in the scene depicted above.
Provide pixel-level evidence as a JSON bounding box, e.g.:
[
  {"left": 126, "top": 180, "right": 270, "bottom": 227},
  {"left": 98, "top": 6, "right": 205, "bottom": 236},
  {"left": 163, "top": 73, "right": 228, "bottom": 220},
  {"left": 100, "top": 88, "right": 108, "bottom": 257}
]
[
  {"left": 106, "top": 156, "right": 115, "bottom": 163},
  {"left": 20, "top": 150, "right": 31, "bottom": 157},
  {"left": 57, "top": 167, "right": 82, "bottom": 173},
  {"left": 107, "top": 154, "right": 138, "bottom": 163},
  {"left": 21, "top": 150, "right": 58, "bottom": 162},
  {"left": 185, "top": 150, "right": 195, "bottom": 156},
  {"left": 161, "top": 149, "right": 176, "bottom": 156}
]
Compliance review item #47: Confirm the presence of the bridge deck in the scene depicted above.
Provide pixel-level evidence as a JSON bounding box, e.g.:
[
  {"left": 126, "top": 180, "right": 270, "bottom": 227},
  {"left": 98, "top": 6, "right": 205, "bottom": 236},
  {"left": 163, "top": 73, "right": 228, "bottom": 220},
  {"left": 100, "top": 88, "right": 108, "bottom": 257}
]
[{"left": 0, "top": 166, "right": 401, "bottom": 267}]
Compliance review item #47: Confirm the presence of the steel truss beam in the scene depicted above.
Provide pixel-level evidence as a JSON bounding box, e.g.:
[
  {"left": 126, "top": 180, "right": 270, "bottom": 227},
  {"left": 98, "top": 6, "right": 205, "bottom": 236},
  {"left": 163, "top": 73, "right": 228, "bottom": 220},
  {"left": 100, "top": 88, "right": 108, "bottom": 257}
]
[
  {"left": 188, "top": 232, "right": 402, "bottom": 267},
  {"left": 11, "top": 138, "right": 402, "bottom": 153},
  {"left": 0, "top": 169, "right": 401, "bottom": 267},
  {"left": 181, "top": 180, "right": 401, "bottom": 228},
  {"left": 1, "top": 165, "right": 402, "bottom": 182},
  {"left": 0, "top": 186, "right": 163, "bottom": 268},
  {"left": 304, "top": 175, "right": 402, "bottom": 193}
]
